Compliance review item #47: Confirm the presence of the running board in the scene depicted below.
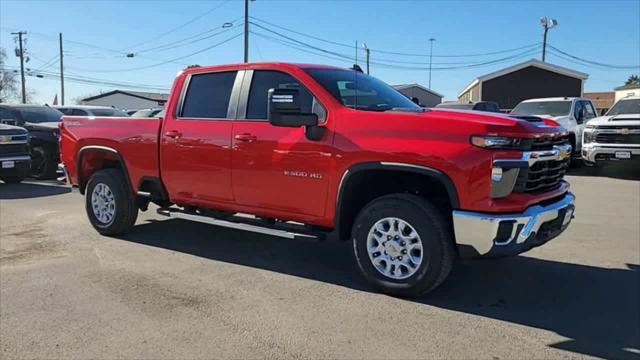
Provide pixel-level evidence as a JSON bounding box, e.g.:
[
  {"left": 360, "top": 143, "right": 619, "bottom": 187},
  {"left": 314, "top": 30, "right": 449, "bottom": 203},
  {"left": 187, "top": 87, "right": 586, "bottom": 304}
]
[{"left": 156, "top": 208, "right": 325, "bottom": 241}]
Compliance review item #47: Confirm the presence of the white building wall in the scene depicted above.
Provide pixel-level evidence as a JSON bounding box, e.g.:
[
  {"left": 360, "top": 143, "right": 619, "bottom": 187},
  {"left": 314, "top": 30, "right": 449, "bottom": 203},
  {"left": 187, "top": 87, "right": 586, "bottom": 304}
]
[
  {"left": 615, "top": 87, "right": 640, "bottom": 102},
  {"left": 81, "top": 93, "right": 161, "bottom": 110}
]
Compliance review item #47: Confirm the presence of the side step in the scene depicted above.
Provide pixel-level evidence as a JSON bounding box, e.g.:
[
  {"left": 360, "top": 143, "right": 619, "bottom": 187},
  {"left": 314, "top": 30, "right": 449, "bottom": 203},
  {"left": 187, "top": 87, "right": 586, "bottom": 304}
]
[{"left": 156, "top": 207, "right": 327, "bottom": 241}]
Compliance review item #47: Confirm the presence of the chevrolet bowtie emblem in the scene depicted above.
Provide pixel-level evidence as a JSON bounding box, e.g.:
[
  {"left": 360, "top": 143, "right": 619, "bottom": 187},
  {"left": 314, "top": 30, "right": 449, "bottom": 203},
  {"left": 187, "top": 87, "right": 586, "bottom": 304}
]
[
  {"left": 617, "top": 128, "right": 631, "bottom": 135},
  {"left": 0, "top": 135, "right": 11, "bottom": 143},
  {"left": 558, "top": 148, "right": 571, "bottom": 160}
]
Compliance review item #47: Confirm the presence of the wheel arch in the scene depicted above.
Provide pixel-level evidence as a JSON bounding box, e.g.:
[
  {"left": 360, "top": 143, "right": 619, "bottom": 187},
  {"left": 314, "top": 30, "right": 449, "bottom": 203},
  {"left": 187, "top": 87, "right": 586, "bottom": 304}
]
[
  {"left": 334, "top": 161, "right": 460, "bottom": 241},
  {"left": 76, "top": 146, "right": 132, "bottom": 195}
]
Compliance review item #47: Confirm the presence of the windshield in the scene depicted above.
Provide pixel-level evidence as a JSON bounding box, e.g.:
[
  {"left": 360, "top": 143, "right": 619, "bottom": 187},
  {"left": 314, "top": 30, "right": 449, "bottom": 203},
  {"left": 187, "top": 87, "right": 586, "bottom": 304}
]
[
  {"left": 90, "top": 108, "right": 127, "bottom": 117},
  {"left": 606, "top": 98, "right": 640, "bottom": 116},
  {"left": 512, "top": 101, "right": 572, "bottom": 117},
  {"left": 16, "top": 106, "right": 63, "bottom": 123},
  {"left": 131, "top": 109, "right": 162, "bottom": 117},
  {"left": 304, "top": 69, "right": 422, "bottom": 112},
  {"left": 436, "top": 103, "right": 475, "bottom": 110}
]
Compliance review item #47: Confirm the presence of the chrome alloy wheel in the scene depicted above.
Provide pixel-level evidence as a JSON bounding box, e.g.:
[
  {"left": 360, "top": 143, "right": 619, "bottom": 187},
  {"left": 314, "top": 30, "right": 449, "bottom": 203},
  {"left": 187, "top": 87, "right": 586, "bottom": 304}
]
[
  {"left": 91, "top": 183, "right": 116, "bottom": 225},
  {"left": 366, "top": 217, "right": 423, "bottom": 280}
]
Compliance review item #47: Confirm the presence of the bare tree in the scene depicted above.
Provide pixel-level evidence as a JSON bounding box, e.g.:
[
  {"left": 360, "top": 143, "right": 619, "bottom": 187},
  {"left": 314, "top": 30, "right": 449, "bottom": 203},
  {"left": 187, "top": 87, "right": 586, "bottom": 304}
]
[{"left": 0, "top": 48, "right": 20, "bottom": 102}]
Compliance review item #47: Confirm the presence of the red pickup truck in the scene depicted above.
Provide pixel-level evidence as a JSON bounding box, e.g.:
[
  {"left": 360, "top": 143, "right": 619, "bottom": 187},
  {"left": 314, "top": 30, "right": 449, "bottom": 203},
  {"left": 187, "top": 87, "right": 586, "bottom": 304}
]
[{"left": 60, "top": 62, "right": 575, "bottom": 297}]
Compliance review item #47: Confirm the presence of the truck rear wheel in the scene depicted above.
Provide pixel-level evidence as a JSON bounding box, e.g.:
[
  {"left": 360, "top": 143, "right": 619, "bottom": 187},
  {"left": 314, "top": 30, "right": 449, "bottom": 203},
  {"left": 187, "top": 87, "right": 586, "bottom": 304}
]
[
  {"left": 85, "top": 169, "right": 138, "bottom": 236},
  {"left": 352, "top": 194, "right": 455, "bottom": 297}
]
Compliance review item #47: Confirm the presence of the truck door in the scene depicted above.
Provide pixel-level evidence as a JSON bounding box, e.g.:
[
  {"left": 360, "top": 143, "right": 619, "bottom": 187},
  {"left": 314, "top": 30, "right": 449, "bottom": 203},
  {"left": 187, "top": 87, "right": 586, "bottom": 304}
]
[
  {"left": 160, "top": 70, "right": 241, "bottom": 206},
  {"left": 231, "top": 70, "right": 333, "bottom": 217}
]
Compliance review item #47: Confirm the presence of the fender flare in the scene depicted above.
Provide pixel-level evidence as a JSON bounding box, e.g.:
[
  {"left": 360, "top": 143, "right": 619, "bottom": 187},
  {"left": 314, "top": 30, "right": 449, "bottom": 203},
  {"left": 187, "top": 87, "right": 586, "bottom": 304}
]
[
  {"left": 334, "top": 161, "right": 460, "bottom": 233},
  {"left": 76, "top": 145, "right": 132, "bottom": 195}
]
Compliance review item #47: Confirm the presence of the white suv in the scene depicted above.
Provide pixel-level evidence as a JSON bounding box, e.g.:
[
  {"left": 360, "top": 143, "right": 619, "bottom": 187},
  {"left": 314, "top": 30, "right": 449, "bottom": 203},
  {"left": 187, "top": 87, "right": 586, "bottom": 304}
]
[
  {"left": 582, "top": 96, "right": 640, "bottom": 166},
  {"left": 512, "top": 97, "right": 598, "bottom": 154}
]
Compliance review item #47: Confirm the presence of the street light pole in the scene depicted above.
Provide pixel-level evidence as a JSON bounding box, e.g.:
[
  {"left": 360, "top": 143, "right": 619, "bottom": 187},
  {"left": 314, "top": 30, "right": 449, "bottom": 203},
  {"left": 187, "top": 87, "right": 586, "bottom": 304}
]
[
  {"left": 59, "top": 33, "right": 65, "bottom": 105},
  {"left": 428, "top": 38, "right": 435, "bottom": 89},
  {"left": 244, "top": 0, "right": 249, "bottom": 63},
  {"left": 362, "top": 43, "right": 370, "bottom": 74},
  {"left": 540, "top": 17, "right": 557, "bottom": 62},
  {"left": 12, "top": 31, "right": 27, "bottom": 104}
]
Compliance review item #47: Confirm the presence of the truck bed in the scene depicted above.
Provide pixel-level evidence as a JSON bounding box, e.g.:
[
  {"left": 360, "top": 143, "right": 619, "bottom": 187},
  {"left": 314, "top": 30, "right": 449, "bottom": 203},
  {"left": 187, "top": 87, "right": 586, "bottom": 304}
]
[{"left": 60, "top": 116, "right": 162, "bottom": 191}]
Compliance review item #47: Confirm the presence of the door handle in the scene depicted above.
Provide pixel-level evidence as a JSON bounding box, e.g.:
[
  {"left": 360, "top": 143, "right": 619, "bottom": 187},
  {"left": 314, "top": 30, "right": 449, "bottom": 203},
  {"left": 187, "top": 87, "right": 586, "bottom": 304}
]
[
  {"left": 235, "top": 133, "right": 257, "bottom": 142},
  {"left": 164, "top": 130, "right": 182, "bottom": 139}
]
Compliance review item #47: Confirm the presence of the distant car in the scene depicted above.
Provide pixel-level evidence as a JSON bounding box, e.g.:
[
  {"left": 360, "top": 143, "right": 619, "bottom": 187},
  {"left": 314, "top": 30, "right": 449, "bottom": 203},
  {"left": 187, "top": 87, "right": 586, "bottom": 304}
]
[
  {"left": 0, "top": 104, "right": 63, "bottom": 179},
  {"left": 582, "top": 96, "right": 640, "bottom": 166},
  {"left": 511, "top": 97, "right": 598, "bottom": 155},
  {"left": 435, "top": 101, "right": 501, "bottom": 113},
  {"left": 0, "top": 123, "right": 31, "bottom": 184},
  {"left": 54, "top": 105, "right": 128, "bottom": 117},
  {"left": 130, "top": 108, "right": 164, "bottom": 118}
]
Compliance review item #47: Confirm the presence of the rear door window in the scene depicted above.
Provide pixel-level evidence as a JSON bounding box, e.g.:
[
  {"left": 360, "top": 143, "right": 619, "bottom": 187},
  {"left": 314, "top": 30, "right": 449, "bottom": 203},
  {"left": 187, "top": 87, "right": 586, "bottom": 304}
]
[{"left": 181, "top": 71, "right": 237, "bottom": 119}]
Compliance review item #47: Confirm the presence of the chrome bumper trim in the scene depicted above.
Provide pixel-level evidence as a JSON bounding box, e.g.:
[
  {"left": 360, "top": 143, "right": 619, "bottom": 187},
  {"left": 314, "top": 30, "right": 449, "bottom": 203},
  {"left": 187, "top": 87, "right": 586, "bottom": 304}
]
[
  {"left": 581, "top": 144, "right": 640, "bottom": 162},
  {"left": 57, "top": 163, "right": 70, "bottom": 184},
  {"left": 0, "top": 155, "right": 31, "bottom": 162},
  {"left": 452, "top": 192, "right": 575, "bottom": 257}
]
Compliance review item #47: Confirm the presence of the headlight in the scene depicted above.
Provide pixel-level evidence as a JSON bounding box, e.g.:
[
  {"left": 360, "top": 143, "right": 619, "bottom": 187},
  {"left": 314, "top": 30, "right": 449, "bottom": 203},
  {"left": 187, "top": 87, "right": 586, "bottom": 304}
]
[
  {"left": 583, "top": 127, "right": 595, "bottom": 144},
  {"left": 470, "top": 135, "right": 522, "bottom": 149}
]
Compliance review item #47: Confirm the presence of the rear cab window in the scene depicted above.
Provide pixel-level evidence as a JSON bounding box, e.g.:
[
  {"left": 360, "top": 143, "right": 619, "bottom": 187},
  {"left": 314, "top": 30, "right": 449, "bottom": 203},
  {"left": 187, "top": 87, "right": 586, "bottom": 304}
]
[{"left": 180, "top": 71, "right": 238, "bottom": 119}]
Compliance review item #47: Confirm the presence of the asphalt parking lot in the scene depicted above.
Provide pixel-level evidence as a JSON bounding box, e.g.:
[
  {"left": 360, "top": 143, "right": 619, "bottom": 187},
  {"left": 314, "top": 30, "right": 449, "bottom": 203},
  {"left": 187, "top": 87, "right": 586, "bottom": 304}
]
[{"left": 1, "top": 164, "right": 639, "bottom": 359}]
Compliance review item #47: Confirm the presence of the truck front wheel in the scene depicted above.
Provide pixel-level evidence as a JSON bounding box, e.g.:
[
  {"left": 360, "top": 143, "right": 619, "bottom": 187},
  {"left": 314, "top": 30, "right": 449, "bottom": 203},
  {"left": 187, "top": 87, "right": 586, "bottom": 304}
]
[
  {"left": 352, "top": 194, "right": 455, "bottom": 297},
  {"left": 85, "top": 169, "right": 138, "bottom": 236}
]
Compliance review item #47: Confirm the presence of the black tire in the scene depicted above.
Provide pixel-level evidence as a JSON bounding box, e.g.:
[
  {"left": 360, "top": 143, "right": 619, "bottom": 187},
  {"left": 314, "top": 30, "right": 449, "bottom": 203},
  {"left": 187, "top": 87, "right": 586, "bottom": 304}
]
[
  {"left": 85, "top": 168, "right": 138, "bottom": 236},
  {"left": 352, "top": 194, "right": 456, "bottom": 297},
  {"left": 30, "top": 145, "right": 57, "bottom": 180},
  {"left": 1, "top": 176, "right": 25, "bottom": 184}
]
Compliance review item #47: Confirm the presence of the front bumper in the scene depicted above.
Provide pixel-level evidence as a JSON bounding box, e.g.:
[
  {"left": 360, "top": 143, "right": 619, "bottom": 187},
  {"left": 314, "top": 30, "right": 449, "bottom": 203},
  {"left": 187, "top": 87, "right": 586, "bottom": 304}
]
[
  {"left": 0, "top": 155, "right": 31, "bottom": 178},
  {"left": 581, "top": 144, "right": 640, "bottom": 163},
  {"left": 453, "top": 192, "right": 575, "bottom": 258}
]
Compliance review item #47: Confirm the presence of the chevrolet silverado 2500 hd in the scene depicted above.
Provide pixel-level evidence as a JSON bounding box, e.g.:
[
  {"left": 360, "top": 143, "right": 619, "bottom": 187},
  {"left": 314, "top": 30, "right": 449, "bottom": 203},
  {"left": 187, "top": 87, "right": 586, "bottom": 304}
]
[{"left": 60, "top": 63, "right": 576, "bottom": 297}]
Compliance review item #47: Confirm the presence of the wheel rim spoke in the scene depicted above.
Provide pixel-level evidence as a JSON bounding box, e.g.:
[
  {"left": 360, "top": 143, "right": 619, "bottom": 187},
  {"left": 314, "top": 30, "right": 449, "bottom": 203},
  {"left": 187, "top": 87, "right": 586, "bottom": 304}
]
[
  {"left": 91, "top": 183, "right": 116, "bottom": 225},
  {"left": 366, "top": 217, "right": 424, "bottom": 280}
]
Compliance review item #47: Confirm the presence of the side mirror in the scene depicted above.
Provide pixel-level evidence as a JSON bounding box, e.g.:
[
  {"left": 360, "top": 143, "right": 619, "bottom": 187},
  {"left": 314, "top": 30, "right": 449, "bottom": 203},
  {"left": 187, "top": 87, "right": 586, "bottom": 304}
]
[
  {"left": 267, "top": 88, "right": 318, "bottom": 127},
  {"left": 410, "top": 97, "right": 421, "bottom": 106}
]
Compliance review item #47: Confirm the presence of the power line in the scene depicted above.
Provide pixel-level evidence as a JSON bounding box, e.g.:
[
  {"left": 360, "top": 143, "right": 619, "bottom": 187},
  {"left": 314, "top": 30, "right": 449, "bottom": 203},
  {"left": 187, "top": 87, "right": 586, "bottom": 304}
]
[
  {"left": 67, "top": 32, "right": 243, "bottom": 73},
  {"left": 547, "top": 44, "right": 639, "bottom": 70},
  {"left": 135, "top": 21, "right": 243, "bottom": 54},
  {"left": 250, "top": 28, "right": 541, "bottom": 71},
  {"left": 249, "top": 16, "right": 541, "bottom": 58},
  {"left": 120, "top": 0, "right": 233, "bottom": 51}
]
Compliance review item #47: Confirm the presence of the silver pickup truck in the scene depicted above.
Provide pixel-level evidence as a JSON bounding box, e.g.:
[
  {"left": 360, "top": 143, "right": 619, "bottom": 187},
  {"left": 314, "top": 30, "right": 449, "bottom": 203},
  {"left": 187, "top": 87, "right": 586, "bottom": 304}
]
[{"left": 582, "top": 96, "right": 640, "bottom": 166}]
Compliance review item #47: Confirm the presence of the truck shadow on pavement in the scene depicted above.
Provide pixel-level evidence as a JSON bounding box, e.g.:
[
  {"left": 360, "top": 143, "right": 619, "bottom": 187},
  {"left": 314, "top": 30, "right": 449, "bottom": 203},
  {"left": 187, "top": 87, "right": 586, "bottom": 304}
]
[
  {"left": 118, "top": 218, "right": 639, "bottom": 360},
  {"left": 0, "top": 181, "right": 71, "bottom": 199}
]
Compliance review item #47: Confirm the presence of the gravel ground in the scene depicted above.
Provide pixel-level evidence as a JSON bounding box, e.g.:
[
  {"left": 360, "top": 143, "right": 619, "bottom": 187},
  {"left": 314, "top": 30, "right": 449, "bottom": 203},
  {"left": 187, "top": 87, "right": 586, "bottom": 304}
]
[{"left": 1, "top": 163, "right": 639, "bottom": 359}]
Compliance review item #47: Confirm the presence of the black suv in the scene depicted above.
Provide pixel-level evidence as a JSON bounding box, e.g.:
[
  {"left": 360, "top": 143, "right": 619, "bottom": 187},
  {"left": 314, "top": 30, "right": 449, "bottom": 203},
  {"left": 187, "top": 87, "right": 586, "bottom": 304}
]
[
  {"left": 435, "top": 101, "right": 502, "bottom": 113},
  {"left": 0, "top": 104, "right": 63, "bottom": 179},
  {"left": 0, "top": 123, "right": 31, "bottom": 183}
]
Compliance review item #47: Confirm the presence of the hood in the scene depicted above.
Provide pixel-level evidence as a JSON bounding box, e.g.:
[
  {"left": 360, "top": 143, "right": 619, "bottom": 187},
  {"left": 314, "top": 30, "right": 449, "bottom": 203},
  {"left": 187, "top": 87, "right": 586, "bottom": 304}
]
[
  {"left": 586, "top": 114, "right": 640, "bottom": 127},
  {"left": 0, "top": 123, "right": 28, "bottom": 135},
  {"left": 23, "top": 121, "right": 60, "bottom": 132}
]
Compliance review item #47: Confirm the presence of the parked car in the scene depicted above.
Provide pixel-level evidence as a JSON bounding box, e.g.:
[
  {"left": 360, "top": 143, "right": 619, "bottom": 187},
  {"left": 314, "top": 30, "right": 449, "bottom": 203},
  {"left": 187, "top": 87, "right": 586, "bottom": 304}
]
[
  {"left": 435, "top": 101, "right": 501, "bottom": 112},
  {"left": 54, "top": 105, "right": 128, "bottom": 117},
  {"left": 582, "top": 96, "right": 640, "bottom": 166},
  {"left": 125, "top": 109, "right": 138, "bottom": 116},
  {"left": 511, "top": 97, "right": 598, "bottom": 155},
  {"left": 0, "top": 123, "right": 31, "bottom": 183},
  {"left": 60, "top": 62, "right": 575, "bottom": 297},
  {"left": 0, "top": 104, "right": 63, "bottom": 179},
  {"left": 130, "top": 107, "right": 164, "bottom": 118}
]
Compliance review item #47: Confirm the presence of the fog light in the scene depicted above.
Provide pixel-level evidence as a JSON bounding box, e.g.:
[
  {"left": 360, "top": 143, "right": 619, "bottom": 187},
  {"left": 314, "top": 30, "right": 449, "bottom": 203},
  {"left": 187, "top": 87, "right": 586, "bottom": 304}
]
[{"left": 492, "top": 167, "right": 503, "bottom": 182}]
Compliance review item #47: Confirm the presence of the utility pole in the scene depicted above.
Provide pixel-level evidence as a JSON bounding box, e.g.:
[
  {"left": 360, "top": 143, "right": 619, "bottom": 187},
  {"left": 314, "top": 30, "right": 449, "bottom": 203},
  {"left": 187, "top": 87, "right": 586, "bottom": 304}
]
[
  {"left": 362, "top": 43, "right": 370, "bottom": 74},
  {"left": 244, "top": 0, "right": 249, "bottom": 62},
  {"left": 540, "top": 17, "right": 557, "bottom": 62},
  {"left": 59, "top": 33, "right": 65, "bottom": 105},
  {"left": 428, "top": 38, "right": 435, "bottom": 89},
  {"left": 12, "top": 31, "right": 27, "bottom": 104}
]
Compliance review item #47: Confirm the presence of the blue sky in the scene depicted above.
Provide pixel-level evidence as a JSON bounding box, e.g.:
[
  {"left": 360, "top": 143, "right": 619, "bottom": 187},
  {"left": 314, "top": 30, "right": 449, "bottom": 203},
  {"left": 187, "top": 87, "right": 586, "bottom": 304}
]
[{"left": 1, "top": 0, "right": 639, "bottom": 104}]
